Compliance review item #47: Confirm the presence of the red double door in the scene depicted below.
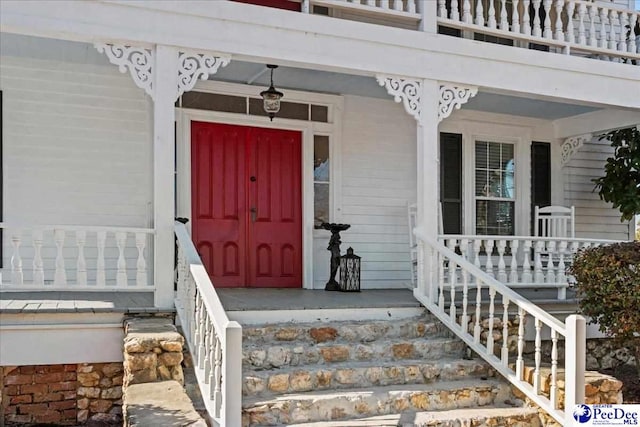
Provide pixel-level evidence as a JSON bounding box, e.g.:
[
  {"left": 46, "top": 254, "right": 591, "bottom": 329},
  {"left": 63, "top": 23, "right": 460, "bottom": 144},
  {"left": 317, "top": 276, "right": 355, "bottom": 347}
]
[{"left": 191, "top": 122, "right": 303, "bottom": 288}]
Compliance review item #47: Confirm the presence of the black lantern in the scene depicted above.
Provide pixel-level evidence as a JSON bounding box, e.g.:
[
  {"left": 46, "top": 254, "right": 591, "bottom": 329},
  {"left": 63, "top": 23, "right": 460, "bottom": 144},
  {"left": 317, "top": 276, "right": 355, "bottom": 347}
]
[
  {"left": 339, "top": 247, "right": 361, "bottom": 292},
  {"left": 260, "top": 64, "right": 284, "bottom": 121}
]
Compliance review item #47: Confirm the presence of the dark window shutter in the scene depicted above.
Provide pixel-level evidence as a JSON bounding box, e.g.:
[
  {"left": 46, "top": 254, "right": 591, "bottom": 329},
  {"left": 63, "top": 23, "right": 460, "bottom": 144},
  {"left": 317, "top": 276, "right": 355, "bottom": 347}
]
[
  {"left": 440, "top": 133, "right": 463, "bottom": 235},
  {"left": 531, "top": 141, "right": 551, "bottom": 232}
]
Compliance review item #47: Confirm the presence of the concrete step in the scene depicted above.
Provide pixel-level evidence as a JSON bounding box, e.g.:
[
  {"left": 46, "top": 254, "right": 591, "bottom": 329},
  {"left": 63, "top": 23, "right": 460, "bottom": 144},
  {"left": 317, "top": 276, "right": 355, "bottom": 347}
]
[
  {"left": 286, "top": 405, "right": 542, "bottom": 426},
  {"left": 243, "top": 336, "right": 466, "bottom": 369},
  {"left": 242, "top": 379, "right": 514, "bottom": 426},
  {"left": 124, "top": 380, "right": 207, "bottom": 427},
  {"left": 242, "top": 315, "right": 450, "bottom": 346},
  {"left": 243, "top": 358, "right": 495, "bottom": 398}
]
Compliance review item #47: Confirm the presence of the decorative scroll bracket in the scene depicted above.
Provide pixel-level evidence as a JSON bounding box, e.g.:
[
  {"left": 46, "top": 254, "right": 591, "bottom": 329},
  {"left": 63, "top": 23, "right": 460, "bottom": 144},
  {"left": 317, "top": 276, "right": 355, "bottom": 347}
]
[
  {"left": 177, "top": 51, "right": 231, "bottom": 99},
  {"left": 438, "top": 83, "right": 478, "bottom": 123},
  {"left": 376, "top": 75, "right": 422, "bottom": 124},
  {"left": 561, "top": 133, "right": 593, "bottom": 166},
  {"left": 95, "top": 43, "right": 155, "bottom": 99}
]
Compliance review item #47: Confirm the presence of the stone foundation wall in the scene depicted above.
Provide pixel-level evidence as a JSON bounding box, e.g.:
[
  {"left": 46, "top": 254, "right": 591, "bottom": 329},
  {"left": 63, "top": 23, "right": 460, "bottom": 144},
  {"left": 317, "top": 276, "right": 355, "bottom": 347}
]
[
  {"left": 123, "top": 317, "right": 184, "bottom": 387},
  {"left": 1, "top": 363, "right": 123, "bottom": 426},
  {"left": 524, "top": 338, "right": 637, "bottom": 371}
]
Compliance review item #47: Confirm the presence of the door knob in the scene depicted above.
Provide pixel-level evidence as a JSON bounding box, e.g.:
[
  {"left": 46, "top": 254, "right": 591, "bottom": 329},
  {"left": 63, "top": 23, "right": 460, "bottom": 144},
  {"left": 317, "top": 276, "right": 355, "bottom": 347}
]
[
  {"left": 250, "top": 176, "right": 257, "bottom": 182},
  {"left": 250, "top": 207, "right": 257, "bottom": 223}
]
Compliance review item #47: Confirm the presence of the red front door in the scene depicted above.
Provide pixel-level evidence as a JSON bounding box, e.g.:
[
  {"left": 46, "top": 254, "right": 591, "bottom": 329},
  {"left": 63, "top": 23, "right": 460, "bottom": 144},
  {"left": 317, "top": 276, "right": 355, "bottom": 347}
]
[{"left": 191, "top": 121, "right": 302, "bottom": 288}]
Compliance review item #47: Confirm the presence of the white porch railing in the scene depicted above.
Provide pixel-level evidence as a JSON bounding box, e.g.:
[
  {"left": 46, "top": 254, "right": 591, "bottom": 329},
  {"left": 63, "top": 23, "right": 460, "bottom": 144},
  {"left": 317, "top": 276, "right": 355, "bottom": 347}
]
[
  {"left": 415, "top": 229, "right": 586, "bottom": 425},
  {"left": 174, "top": 221, "right": 242, "bottom": 427},
  {"left": 1, "top": 223, "right": 154, "bottom": 290},
  {"left": 438, "top": 234, "right": 619, "bottom": 300}
]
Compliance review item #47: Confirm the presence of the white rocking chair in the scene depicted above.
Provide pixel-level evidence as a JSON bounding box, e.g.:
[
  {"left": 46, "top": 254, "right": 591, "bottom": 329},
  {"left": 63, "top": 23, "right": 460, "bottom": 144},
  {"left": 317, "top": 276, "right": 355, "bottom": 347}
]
[{"left": 534, "top": 205, "right": 575, "bottom": 238}]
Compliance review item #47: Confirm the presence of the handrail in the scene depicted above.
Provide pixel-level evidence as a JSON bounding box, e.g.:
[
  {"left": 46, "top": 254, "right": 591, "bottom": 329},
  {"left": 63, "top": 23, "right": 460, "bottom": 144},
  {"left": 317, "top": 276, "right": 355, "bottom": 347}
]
[
  {"left": 0, "top": 222, "right": 155, "bottom": 235},
  {"left": 439, "top": 234, "right": 620, "bottom": 245},
  {"left": 174, "top": 221, "right": 242, "bottom": 427},
  {"left": 414, "top": 228, "right": 586, "bottom": 425}
]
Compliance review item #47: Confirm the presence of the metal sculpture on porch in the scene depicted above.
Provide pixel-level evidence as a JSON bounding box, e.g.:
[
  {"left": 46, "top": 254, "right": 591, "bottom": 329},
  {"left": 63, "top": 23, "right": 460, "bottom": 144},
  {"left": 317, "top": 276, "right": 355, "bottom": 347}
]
[{"left": 320, "top": 222, "right": 351, "bottom": 291}]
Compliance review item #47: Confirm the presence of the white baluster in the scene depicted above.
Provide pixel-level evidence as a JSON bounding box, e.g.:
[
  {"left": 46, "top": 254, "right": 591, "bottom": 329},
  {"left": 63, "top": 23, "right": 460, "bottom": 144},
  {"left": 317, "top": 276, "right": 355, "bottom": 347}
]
[
  {"left": 543, "top": 0, "right": 552, "bottom": 38},
  {"left": 439, "top": 252, "right": 446, "bottom": 310},
  {"left": 497, "top": 240, "right": 507, "bottom": 283},
  {"left": 135, "top": 232, "right": 147, "bottom": 287},
  {"left": 619, "top": 11, "right": 628, "bottom": 53},
  {"left": 32, "top": 230, "right": 44, "bottom": 286},
  {"left": 475, "top": 0, "right": 485, "bottom": 26},
  {"left": 588, "top": 4, "right": 597, "bottom": 46},
  {"left": 115, "top": 231, "right": 127, "bottom": 287},
  {"left": 463, "top": 0, "right": 473, "bottom": 23},
  {"left": 599, "top": 7, "right": 608, "bottom": 49},
  {"left": 499, "top": 0, "right": 508, "bottom": 30},
  {"left": 76, "top": 230, "right": 87, "bottom": 286},
  {"left": 487, "top": 287, "right": 496, "bottom": 355},
  {"left": 213, "top": 335, "right": 223, "bottom": 417},
  {"left": 380, "top": 0, "right": 389, "bottom": 10},
  {"left": 516, "top": 307, "right": 526, "bottom": 380},
  {"left": 554, "top": 0, "right": 563, "bottom": 40},
  {"left": 501, "top": 296, "right": 510, "bottom": 365},
  {"left": 451, "top": 0, "right": 460, "bottom": 21},
  {"left": 204, "top": 318, "right": 212, "bottom": 381},
  {"left": 11, "top": 231, "right": 24, "bottom": 285},
  {"left": 567, "top": 1, "right": 577, "bottom": 44},
  {"left": 488, "top": 0, "right": 497, "bottom": 28},
  {"left": 609, "top": 9, "right": 618, "bottom": 53},
  {"left": 546, "top": 240, "right": 556, "bottom": 284},
  {"left": 522, "top": 240, "right": 533, "bottom": 283},
  {"left": 461, "top": 268, "right": 469, "bottom": 331},
  {"left": 522, "top": 0, "right": 532, "bottom": 35},
  {"left": 557, "top": 240, "right": 567, "bottom": 300},
  {"left": 575, "top": 2, "right": 585, "bottom": 44},
  {"left": 196, "top": 297, "right": 206, "bottom": 369},
  {"left": 392, "top": 0, "right": 403, "bottom": 11},
  {"left": 473, "top": 239, "right": 483, "bottom": 270},
  {"left": 532, "top": 0, "right": 542, "bottom": 37},
  {"left": 438, "top": 0, "right": 447, "bottom": 18},
  {"left": 449, "top": 260, "right": 457, "bottom": 322},
  {"left": 474, "top": 278, "right": 483, "bottom": 343},
  {"left": 533, "top": 318, "right": 542, "bottom": 393},
  {"left": 485, "top": 240, "right": 494, "bottom": 278},
  {"left": 365, "top": 0, "right": 375, "bottom": 6},
  {"left": 509, "top": 240, "right": 519, "bottom": 283},
  {"left": 629, "top": 14, "right": 637, "bottom": 53},
  {"left": 96, "top": 231, "right": 106, "bottom": 286},
  {"left": 54, "top": 229, "right": 67, "bottom": 286},
  {"left": 550, "top": 329, "right": 559, "bottom": 408},
  {"left": 512, "top": 0, "right": 520, "bottom": 33},
  {"left": 534, "top": 241, "right": 544, "bottom": 283},
  {"left": 407, "top": 0, "right": 416, "bottom": 14}
]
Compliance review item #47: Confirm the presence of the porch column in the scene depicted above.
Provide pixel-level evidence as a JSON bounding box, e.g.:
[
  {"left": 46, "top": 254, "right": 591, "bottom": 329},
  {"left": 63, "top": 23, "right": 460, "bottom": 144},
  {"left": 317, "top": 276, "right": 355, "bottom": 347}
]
[
  {"left": 417, "top": 79, "right": 440, "bottom": 241},
  {"left": 153, "top": 45, "right": 179, "bottom": 308}
]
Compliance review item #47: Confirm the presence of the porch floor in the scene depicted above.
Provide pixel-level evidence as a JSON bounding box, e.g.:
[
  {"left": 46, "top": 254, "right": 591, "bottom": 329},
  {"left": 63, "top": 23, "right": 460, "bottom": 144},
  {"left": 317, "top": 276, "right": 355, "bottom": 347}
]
[
  {"left": 0, "top": 291, "right": 159, "bottom": 314},
  {"left": 217, "top": 288, "right": 421, "bottom": 311}
]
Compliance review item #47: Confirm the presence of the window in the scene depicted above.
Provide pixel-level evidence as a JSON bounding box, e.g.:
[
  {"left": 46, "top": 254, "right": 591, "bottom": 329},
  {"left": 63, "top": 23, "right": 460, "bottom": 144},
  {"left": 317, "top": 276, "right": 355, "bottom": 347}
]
[
  {"left": 313, "top": 135, "right": 330, "bottom": 225},
  {"left": 475, "top": 141, "right": 515, "bottom": 235}
]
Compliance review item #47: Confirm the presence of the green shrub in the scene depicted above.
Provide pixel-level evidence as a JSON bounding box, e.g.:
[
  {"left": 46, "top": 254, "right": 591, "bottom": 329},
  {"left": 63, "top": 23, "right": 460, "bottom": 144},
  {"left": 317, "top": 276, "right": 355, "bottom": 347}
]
[{"left": 569, "top": 241, "right": 640, "bottom": 375}]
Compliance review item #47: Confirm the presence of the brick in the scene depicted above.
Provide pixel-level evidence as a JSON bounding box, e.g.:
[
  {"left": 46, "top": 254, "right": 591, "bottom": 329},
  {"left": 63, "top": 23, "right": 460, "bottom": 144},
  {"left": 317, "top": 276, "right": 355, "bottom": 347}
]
[
  {"left": 18, "top": 403, "right": 48, "bottom": 415},
  {"left": 33, "top": 392, "right": 63, "bottom": 402},
  {"left": 5, "top": 414, "right": 32, "bottom": 423},
  {"left": 6, "top": 374, "right": 33, "bottom": 385},
  {"left": 10, "top": 394, "right": 33, "bottom": 404},
  {"left": 35, "top": 372, "right": 64, "bottom": 383},
  {"left": 4, "top": 405, "right": 17, "bottom": 415},
  {"left": 5, "top": 385, "right": 19, "bottom": 395},
  {"left": 20, "top": 366, "right": 35, "bottom": 374},
  {"left": 49, "top": 399, "right": 76, "bottom": 410},
  {"left": 21, "top": 384, "right": 48, "bottom": 394},
  {"left": 34, "top": 409, "right": 63, "bottom": 424},
  {"left": 62, "top": 390, "right": 77, "bottom": 400},
  {"left": 49, "top": 381, "right": 77, "bottom": 392},
  {"left": 62, "top": 408, "right": 77, "bottom": 421},
  {"left": 47, "top": 365, "right": 66, "bottom": 373},
  {"left": 64, "top": 364, "right": 77, "bottom": 372},
  {"left": 63, "top": 372, "right": 77, "bottom": 381}
]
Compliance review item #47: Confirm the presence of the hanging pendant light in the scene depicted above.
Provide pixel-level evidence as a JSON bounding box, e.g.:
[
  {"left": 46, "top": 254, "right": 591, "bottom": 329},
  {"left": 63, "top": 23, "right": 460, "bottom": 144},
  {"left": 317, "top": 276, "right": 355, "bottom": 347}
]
[{"left": 260, "top": 64, "right": 284, "bottom": 121}]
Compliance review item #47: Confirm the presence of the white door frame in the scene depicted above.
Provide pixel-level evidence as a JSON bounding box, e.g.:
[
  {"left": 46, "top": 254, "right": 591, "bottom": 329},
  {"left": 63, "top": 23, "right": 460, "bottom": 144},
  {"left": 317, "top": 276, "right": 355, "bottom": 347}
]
[{"left": 176, "top": 82, "right": 343, "bottom": 290}]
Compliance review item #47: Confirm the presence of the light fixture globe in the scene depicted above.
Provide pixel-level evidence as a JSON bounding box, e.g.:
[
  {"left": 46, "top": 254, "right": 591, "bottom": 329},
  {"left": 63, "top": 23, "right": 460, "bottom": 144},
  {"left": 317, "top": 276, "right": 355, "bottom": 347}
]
[{"left": 260, "top": 64, "right": 284, "bottom": 121}]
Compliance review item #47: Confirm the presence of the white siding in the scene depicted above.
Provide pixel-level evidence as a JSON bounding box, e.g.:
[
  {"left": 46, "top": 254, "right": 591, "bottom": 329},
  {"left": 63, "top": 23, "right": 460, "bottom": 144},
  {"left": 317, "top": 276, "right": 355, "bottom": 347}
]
[
  {"left": 0, "top": 53, "right": 153, "bottom": 282},
  {"left": 563, "top": 137, "right": 632, "bottom": 241},
  {"left": 312, "top": 95, "right": 416, "bottom": 289}
]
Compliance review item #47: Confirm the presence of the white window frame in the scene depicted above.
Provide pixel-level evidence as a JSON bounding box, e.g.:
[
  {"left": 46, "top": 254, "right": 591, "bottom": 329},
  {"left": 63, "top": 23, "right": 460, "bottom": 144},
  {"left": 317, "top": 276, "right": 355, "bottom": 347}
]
[{"left": 175, "top": 80, "right": 343, "bottom": 290}]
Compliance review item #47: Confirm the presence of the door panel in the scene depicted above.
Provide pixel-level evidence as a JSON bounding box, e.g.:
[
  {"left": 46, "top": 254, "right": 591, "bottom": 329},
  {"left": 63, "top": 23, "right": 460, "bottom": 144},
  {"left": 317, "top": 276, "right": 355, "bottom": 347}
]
[{"left": 191, "top": 121, "right": 302, "bottom": 288}]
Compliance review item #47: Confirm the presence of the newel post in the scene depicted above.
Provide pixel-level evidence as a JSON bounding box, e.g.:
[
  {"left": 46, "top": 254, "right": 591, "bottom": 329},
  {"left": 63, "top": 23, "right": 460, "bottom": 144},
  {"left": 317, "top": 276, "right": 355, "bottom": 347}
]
[
  {"left": 564, "top": 314, "right": 586, "bottom": 424},
  {"left": 153, "top": 45, "right": 179, "bottom": 309},
  {"left": 222, "top": 321, "right": 243, "bottom": 426}
]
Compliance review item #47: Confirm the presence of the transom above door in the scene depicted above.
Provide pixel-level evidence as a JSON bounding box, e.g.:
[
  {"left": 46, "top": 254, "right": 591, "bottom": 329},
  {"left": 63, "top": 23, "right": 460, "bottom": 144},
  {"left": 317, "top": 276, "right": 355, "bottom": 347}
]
[{"left": 191, "top": 121, "right": 303, "bottom": 288}]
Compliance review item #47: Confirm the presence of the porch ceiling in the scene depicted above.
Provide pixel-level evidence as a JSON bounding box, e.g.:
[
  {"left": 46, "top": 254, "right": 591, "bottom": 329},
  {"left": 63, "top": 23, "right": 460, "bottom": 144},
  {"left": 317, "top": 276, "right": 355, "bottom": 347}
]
[{"left": 213, "top": 60, "right": 601, "bottom": 120}]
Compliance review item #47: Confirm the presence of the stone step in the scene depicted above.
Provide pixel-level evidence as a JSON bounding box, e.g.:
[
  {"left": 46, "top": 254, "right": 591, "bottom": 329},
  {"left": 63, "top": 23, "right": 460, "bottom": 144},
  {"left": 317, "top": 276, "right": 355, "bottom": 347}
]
[
  {"left": 287, "top": 405, "right": 542, "bottom": 426},
  {"left": 242, "top": 316, "right": 449, "bottom": 345},
  {"left": 243, "top": 358, "right": 495, "bottom": 398},
  {"left": 242, "top": 380, "right": 514, "bottom": 426},
  {"left": 243, "top": 336, "right": 466, "bottom": 369},
  {"left": 124, "top": 380, "right": 207, "bottom": 427}
]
